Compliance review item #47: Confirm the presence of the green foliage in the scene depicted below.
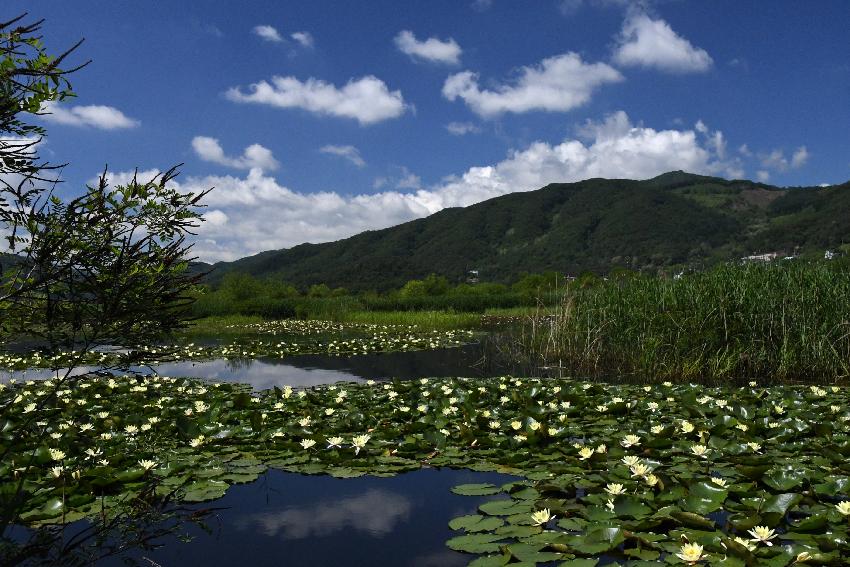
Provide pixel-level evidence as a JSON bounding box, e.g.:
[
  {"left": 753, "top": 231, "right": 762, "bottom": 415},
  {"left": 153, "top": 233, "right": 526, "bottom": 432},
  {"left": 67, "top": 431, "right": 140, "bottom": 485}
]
[
  {"left": 205, "top": 172, "right": 849, "bottom": 292},
  {"left": 506, "top": 259, "right": 850, "bottom": 381},
  {"left": 5, "top": 374, "right": 850, "bottom": 563}
]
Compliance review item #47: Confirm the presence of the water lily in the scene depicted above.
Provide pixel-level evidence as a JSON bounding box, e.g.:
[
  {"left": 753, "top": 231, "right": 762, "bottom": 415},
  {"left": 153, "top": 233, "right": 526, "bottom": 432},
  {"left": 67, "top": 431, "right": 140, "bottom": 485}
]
[
  {"left": 49, "top": 449, "right": 65, "bottom": 461},
  {"left": 352, "top": 434, "right": 371, "bottom": 455},
  {"left": 578, "top": 447, "right": 594, "bottom": 460},
  {"left": 300, "top": 439, "right": 317, "bottom": 450},
  {"left": 710, "top": 477, "right": 727, "bottom": 487},
  {"left": 675, "top": 542, "right": 705, "bottom": 564},
  {"left": 731, "top": 535, "right": 757, "bottom": 552},
  {"left": 530, "top": 508, "right": 554, "bottom": 526},
  {"left": 138, "top": 459, "right": 157, "bottom": 471},
  {"left": 748, "top": 525, "right": 777, "bottom": 546},
  {"left": 690, "top": 444, "right": 709, "bottom": 458},
  {"left": 326, "top": 436, "right": 344, "bottom": 448},
  {"left": 836, "top": 501, "right": 850, "bottom": 515},
  {"left": 605, "top": 483, "right": 626, "bottom": 495},
  {"left": 621, "top": 434, "right": 641, "bottom": 448},
  {"left": 630, "top": 463, "right": 652, "bottom": 477}
]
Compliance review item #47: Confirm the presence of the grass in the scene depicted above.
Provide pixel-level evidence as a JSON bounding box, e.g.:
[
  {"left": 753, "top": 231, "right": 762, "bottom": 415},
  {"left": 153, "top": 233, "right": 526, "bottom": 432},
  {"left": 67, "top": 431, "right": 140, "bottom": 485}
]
[
  {"left": 499, "top": 259, "right": 850, "bottom": 383},
  {"left": 328, "top": 309, "right": 482, "bottom": 329}
]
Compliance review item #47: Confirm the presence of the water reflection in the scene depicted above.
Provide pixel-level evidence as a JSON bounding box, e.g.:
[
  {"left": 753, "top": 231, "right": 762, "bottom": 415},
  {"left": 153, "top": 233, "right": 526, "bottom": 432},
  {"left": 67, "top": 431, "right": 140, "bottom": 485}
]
[
  {"left": 236, "top": 488, "right": 412, "bottom": 538},
  {"left": 102, "top": 467, "right": 516, "bottom": 567},
  {"left": 1, "top": 343, "right": 490, "bottom": 389}
]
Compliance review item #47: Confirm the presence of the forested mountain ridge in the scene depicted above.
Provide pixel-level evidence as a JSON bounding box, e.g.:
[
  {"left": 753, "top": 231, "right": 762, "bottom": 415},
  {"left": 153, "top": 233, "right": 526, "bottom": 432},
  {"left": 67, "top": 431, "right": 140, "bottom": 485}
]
[{"left": 206, "top": 171, "right": 850, "bottom": 290}]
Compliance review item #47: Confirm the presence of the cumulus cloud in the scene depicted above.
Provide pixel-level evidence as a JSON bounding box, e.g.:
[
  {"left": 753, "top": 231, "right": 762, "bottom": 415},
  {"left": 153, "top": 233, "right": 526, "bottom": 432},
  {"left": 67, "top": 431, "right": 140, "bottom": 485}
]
[
  {"left": 39, "top": 102, "right": 139, "bottom": 130},
  {"left": 445, "top": 121, "right": 481, "bottom": 135},
  {"left": 791, "top": 146, "right": 809, "bottom": 168},
  {"left": 319, "top": 145, "right": 365, "bottom": 168},
  {"left": 291, "top": 31, "right": 314, "bottom": 48},
  {"left": 191, "top": 136, "right": 279, "bottom": 171},
  {"left": 442, "top": 53, "right": 623, "bottom": 117},
  {"left": 394, "top": 30, "right": 462, "bottom": 65},
  {"left": 105, "top": 111, "right": 741, "bottom": 262},
  {"left": 759, "top": 146, "right": 809, "bottom": 172},
  {"left": 612, "top": 13, "right": 713, "bottom": 73},
  {"left": 225, "top": 75, "right": 407, "bottom": 125},
  {"left": 253, "top": 25, "right": 283, "bottom": 42}
]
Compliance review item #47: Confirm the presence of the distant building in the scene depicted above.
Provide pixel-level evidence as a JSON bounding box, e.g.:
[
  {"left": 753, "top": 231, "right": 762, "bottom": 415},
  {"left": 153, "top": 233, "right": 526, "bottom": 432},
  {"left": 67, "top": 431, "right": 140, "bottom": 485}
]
[
  {"left": 741, "top": 252, "right": 781, "bottom": 262},
  {"left": 466, "top": 269, "right": 479, "bottom": 284}
]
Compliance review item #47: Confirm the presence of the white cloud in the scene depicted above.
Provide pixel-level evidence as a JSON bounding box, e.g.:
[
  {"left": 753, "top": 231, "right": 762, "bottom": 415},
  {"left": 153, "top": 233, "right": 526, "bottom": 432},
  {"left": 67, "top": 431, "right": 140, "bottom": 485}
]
[
  {"left": 395, "top": 167, "right": 421, "bottom": 190},
  {"left": 759, "top": 146, "right": 809, "bottom": 172},
  {"left": 394, "top": 30, "right": 462, "bottom": 65},
  {"left": 791, "top": 146, "right": 809, "bottom": 168},
  {"left": 291, "top": 31, "right": 314, "bottom": 48},
  {"left": 756, "top": 170, "right": 770, "bottom": 182},
  {"left": 40, "top": 102, "right": 139, "bottom": 130},
  {"left": 442, "top": 53, "right": 623, "bottom": 117},
  {"left": 445, "top": 121, "right": 481, "bottom": 135},
  {"left": 612, "top": 13, "right": 713, "bottom": 73},
  {"left": 191, "top": 136, "right": 279, "bottom": 171},
  {"left": 253, "top": 25, "right": 283, "bottom": 42},
  {"left": 319, "top": 145, "right": 366, "bottom": 168},
  {"left": 106, "top": 111, "right": 740, "bottom": 263},
  {"left": 226, "top": 75, "right": 407, "bottom": 125}
]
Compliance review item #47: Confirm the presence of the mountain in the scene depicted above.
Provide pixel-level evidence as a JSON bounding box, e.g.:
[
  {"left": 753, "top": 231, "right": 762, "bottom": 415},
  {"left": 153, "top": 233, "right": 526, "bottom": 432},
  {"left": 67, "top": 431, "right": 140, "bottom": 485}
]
[{"left": 206, "top": 172, "right": 850, "bottom": 291}]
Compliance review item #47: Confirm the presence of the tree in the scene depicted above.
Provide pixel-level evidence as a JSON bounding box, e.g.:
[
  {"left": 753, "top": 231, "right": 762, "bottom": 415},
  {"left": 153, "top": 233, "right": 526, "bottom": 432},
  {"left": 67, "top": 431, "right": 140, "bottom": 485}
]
[{"left": 0, "top": 14, "right": 210, "bottom": 558}]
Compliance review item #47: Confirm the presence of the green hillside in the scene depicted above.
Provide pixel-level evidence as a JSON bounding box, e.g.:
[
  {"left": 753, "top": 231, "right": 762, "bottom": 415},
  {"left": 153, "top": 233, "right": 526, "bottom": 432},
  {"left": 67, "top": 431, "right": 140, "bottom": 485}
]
[{"left": 207, "top": 171, "right": 850, "bottom": 290}]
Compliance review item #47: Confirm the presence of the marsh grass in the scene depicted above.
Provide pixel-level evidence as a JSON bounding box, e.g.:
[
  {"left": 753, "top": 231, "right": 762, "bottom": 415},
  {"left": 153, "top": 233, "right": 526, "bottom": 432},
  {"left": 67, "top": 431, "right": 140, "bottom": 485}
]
[{"left": 503, "top": 260, "right": 850, "bottom": 382}]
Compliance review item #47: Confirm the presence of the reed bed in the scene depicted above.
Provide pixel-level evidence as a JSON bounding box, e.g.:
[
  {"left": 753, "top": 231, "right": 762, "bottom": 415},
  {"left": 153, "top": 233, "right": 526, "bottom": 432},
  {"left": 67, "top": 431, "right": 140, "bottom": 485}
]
[{"left": 502, "top": 260, "right": 850, "bottom": 382}]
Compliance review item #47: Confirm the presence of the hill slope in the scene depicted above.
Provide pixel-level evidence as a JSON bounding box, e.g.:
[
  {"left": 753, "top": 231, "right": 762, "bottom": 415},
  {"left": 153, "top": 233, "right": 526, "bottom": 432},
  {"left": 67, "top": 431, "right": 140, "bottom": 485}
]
[{"left": 208, "top": 172, "right": 850, "bottom": 290}]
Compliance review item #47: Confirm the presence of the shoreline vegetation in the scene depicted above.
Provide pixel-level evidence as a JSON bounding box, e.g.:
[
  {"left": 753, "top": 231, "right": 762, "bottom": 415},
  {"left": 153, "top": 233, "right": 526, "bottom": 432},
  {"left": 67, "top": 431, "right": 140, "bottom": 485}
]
[{"left": 183, "top": 258, "right": 850, "bottom": 384}]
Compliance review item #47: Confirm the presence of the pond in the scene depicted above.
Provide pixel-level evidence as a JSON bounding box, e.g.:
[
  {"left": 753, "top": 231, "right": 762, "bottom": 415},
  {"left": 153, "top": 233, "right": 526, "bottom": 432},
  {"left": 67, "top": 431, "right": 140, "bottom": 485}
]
[
  {"left": 95, "top": 468, "right": 519, "bottom": 567},
  {"left": 0, "top": 343, "right": 493, "bottom": 389}
]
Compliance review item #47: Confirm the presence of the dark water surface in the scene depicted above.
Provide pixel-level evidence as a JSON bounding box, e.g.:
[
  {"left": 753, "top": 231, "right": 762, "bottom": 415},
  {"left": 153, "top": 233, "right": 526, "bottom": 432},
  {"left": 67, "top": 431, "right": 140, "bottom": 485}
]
[
  {"left": 99, "top": 468, "right": 517, "bottom": 567},
  {"left": 2, "top": 344, "right": 494, "bottom": 388}
]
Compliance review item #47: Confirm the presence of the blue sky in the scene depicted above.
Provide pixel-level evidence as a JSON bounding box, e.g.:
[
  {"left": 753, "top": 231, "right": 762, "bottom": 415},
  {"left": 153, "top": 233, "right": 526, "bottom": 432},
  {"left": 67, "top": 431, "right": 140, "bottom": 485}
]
[{"left": 15, "top": 0, "right": 850, "bottom": 262}]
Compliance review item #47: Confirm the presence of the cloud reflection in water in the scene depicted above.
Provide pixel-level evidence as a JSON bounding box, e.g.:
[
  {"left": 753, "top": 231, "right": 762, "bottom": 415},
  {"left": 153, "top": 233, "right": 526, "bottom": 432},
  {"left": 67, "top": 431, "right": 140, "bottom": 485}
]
[{"left": 235, "top": 488, "right": 412, "bottom": 539}]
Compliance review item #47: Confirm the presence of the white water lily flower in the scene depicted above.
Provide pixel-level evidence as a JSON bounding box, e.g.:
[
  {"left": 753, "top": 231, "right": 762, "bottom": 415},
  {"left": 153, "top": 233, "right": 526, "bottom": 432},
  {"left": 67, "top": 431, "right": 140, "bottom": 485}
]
[
  {"left": 651, "top": 425, "right": 664, "bottom": 434},
  {"left": 138, "top": 459, "right": 157, "bottom": 471},
  {"left": 50, "top": 466, "right": 64, "bottom": 478},
  {"left": 731, "top": 536, "right": 757, "bottom": 552},
  {"left": 621, "top": 434, "right": 641, "bottom": 448},
  {"left": 630, "top": 463, "right": 652, "bottom": 477},
  {"left": 710, "top": 477, "right": 728, "bottom": 487},
  {"left": 644, "top": 474, "right": 659, "bottom": 487},
  {"left": 300, "top": 439, "right": 317, "bottom": 450},
  {"left": 578, "top": 447, "right": 594, "bottom": 460},
  {"left": 605, "top": 483, "right": 626, "bottom": 495},
  {"left": 326, "top": 436, "right": 344, "bottom": 449},
  {"left": 836, "top": 501, "right": 850, "bottom": 515},
  {"left": 49, "top": 449, "right": 65, "bottom": 461},
  {"left": 676, "top": 542, "right": 705, "bottom": 563},
  {"left": 690, "top": 444, "right": 709, "bottom": 458},
  {"left": 621, "top": 455, "right": 640, "bottom": 467},
  {"left": 530, "top": 508, "right": 554, "bottom": 526},
  {"left": 681, "top": 421, "right": 695, "bottom": 434},
  {"left": 510, "top": 420, "right": 522, "bottom": 430},
  {"left": 748, "top": 525, "right": 777, "bottom": 546},
  {"left": 605, "top": 498, "right": 615, "bottom": 511},
  {"left": 352, "top": 434, "right": 371, "bottom": 455}
]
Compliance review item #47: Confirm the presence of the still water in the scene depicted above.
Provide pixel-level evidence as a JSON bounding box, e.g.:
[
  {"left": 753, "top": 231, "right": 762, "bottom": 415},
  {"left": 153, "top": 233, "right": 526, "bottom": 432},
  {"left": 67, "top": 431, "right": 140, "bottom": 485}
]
[
  {"left": 100, "top": 468, "right": 517, "bottom": 567},
  {"left": 1, "top": 343, "right": 493, "bottom": 388}
]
